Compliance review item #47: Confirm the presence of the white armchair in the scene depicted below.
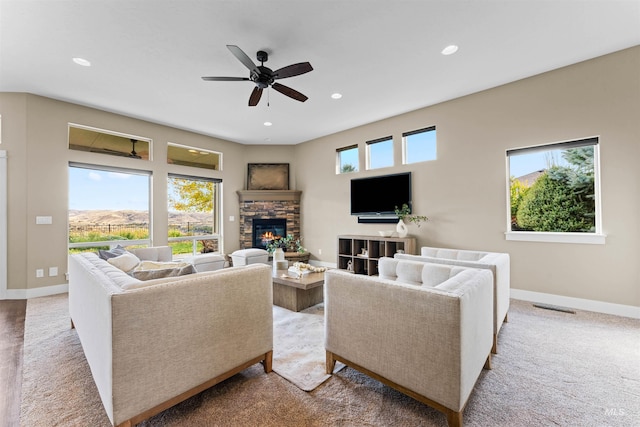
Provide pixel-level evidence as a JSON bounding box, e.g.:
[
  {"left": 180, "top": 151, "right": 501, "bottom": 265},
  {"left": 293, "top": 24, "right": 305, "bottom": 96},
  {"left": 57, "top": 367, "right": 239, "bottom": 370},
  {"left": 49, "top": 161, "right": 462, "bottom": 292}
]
[
  {"left": 395, "top": 246, "right": 510, "bottom": 353},
  {"left": 325, "top": 257, "right": 493, "bottom": 427}
]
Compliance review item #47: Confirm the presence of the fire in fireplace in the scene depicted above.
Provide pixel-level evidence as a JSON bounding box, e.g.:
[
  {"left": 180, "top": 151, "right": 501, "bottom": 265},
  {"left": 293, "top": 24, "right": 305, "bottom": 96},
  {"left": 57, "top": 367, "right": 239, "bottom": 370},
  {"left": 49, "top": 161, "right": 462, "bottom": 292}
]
[{"left": 252, "top": 218, "right": 287, "bottom": 249}]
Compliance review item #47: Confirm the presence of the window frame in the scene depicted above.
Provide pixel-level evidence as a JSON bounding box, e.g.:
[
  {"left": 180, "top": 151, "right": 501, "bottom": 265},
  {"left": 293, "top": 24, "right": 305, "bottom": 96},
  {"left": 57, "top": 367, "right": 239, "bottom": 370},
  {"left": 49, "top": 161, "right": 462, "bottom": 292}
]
[
  {"left": 402, "top": 126, "right": 436, "bottom": 165},
  {"left": 336, "top": 144, "right": 359, "bottom": 174},
  {"left": 505, "top": 137, "right": 605, "bottom": 244},
  {"left": 167, "top": 173, "right": 222, "bottom": 256},
  {"left": 68, "top": 163, "right": 152, "bottom": 252},
  {"left": 366, "top": 136, "right": 394, "bottom": 170}
]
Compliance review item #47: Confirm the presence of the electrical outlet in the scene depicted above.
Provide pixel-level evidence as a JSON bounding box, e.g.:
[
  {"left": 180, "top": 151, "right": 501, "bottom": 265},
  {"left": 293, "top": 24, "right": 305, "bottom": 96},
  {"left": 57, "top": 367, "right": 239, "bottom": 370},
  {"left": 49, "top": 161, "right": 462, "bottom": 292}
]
[
  {"left": 318, "top": 249, "right": 322, "bottom": 255},
  {"left": 49, "top": 267, "right": 58, "bottom": 277},
  {"left": 36, "top": 269, "right": 44, "bottom": 278}
]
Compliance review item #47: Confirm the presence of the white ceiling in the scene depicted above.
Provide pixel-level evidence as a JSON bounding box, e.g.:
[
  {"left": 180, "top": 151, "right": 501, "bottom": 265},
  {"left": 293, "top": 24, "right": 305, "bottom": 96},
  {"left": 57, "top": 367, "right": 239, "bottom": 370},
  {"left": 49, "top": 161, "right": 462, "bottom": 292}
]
[{"left": 1, "top": 1, "right": 639, "bottom": 145}]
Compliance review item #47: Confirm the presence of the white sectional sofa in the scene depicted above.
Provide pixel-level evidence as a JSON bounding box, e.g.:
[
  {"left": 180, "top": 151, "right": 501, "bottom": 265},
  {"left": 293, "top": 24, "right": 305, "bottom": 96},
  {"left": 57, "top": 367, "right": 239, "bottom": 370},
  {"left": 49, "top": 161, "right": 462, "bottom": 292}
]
[
  {"left": 324, "top": 257, "right": 494, "bottom": 427},
  {"left": 395, "top": 246, "right": 510, "bottom": 353},
  {"left": 68, "top": 247, "right": 273, "bottom": 427}
]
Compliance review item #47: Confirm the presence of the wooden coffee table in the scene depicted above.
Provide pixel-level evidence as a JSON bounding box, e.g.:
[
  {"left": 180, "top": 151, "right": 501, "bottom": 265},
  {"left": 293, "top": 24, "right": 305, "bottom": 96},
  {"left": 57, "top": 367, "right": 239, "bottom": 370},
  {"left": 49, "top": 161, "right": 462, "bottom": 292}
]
[{"left": 272, "top": 269, "right": 325, "bottom": 312}]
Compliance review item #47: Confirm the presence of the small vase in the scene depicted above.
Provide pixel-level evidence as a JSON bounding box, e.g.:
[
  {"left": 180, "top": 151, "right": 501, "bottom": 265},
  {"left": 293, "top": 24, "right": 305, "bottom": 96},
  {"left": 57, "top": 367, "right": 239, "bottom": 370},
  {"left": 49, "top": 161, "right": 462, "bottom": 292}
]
[
  {"left": 396, "top": 219, "right": 408, "bottom": 238},
  {"left": 273, "top": 247, "right": 285, "bottom": 261}
]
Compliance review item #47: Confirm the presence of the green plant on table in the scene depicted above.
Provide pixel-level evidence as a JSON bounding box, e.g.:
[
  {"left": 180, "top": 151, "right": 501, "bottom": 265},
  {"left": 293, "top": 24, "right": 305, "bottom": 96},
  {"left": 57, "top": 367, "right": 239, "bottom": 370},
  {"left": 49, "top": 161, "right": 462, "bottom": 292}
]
[
  {"left": 265, "top": 234, "right": 306, "bottom": 253},
  {"left": 394, "top": 204, "right": 429, "bottom": 227}
]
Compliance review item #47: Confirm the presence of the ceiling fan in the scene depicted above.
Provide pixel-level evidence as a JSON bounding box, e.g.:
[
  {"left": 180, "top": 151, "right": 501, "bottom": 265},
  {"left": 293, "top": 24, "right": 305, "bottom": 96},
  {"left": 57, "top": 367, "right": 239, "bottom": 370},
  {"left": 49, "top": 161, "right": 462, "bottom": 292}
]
[
  {"left": 202, "top": 45, "right": 313, "bottom": 106},
  {"left": 96, "top": 139, "right": 142, "bottom": 159}
]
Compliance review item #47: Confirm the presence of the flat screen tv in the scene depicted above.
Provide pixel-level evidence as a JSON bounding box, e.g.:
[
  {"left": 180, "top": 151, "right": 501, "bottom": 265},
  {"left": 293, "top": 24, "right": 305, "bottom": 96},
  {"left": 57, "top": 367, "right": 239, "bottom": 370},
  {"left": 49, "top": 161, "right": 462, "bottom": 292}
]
[{"left": 350, "top": 172, "right": 411, "bottom": 219}]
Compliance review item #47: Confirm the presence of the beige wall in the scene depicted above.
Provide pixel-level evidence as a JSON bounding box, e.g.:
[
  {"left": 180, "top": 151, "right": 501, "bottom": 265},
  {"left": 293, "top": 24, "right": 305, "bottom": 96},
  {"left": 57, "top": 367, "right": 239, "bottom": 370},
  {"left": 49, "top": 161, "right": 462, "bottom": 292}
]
[
  {"left": 295, "top": 46, "right": 640, "bottom": 307},
  {"left": 1, "top": 46, "right": 638, "bottom": 308},
  {"left": 0, "top": 93, "right": 295, "bottom": 292}
]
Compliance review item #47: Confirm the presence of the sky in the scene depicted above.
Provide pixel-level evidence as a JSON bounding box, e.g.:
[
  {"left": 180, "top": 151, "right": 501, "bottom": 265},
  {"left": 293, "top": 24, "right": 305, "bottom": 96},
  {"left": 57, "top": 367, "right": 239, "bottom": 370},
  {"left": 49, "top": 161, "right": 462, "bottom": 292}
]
[{"left": 69, "top": 167, "right": 149, "bottom": 211}]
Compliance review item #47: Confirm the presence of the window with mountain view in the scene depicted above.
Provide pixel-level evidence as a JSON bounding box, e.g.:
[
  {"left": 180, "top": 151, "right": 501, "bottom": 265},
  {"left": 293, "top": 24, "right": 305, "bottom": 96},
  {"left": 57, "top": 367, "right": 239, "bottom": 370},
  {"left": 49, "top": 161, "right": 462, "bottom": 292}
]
[
  {"left": 506, "top": 137, "right": 604, "bottom": 244},
  {"left": 168, "top": 174, "right": 221, "bottom": 256},
  {"left": 68, "top": 164, "right": 151, "bottom": 253}
]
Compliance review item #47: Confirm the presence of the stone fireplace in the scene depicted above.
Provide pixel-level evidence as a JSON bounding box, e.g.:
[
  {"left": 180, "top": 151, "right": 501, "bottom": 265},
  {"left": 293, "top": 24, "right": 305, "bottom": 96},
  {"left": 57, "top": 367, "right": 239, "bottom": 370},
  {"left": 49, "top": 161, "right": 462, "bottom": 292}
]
[{"left": 237, "top": 190, "right": 301, "bottom": 249}]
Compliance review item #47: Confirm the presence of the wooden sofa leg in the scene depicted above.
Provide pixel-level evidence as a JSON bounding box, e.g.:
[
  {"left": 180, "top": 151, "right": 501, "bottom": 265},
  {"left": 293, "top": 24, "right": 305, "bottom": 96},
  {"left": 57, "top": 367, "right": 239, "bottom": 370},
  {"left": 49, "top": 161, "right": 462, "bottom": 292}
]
[
  {"left": 484, "top": 353, "right": 492, "bottom": 370},
  {"left": 262, "top": 350, "right": 273, "bottom": 373},
  {"left": 446, "top": 409, "right": 462, "bottom": 427},
  {"left": 70, "top": 318, "right": 75, "bottom": 329},
  {"left": 504, "top": 312, "right": 508, "bottom": 323},
  {"left": 326, "top": 350, "right": 336, "bottom": 374},
  {"left": 491, "top": 334, "right": 498, "bottom": 354}
]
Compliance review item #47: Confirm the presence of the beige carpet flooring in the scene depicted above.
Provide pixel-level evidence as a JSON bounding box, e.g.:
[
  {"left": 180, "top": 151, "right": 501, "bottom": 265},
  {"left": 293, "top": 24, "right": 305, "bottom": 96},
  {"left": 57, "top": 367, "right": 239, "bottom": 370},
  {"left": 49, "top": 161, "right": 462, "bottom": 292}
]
[{"left": 20, "top": 294, "right": 640, "bottom": 426}]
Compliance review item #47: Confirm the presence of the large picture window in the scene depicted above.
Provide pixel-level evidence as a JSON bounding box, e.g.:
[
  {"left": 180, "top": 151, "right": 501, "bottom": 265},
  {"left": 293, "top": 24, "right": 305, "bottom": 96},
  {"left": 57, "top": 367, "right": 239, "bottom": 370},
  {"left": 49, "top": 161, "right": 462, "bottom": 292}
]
[
  {"left": 506, "top": 137, "right": 604, "bottom": 244},
  {"left": 68, "top": 164, "right": 151, "bottom": 253},
  {"left": 168, "top": 174, "right": 221, "bottom": 256}
]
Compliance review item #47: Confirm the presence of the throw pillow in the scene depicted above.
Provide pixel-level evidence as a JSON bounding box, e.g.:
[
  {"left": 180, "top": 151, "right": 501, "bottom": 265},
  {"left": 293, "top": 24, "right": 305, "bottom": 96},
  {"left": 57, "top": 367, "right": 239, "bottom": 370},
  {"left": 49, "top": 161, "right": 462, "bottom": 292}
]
[
  {"left": 107, "top": 252, "right": 140, "bottom": 272},
  {"left": 98, "top": 245, "right": 128, "bottom": 260}
]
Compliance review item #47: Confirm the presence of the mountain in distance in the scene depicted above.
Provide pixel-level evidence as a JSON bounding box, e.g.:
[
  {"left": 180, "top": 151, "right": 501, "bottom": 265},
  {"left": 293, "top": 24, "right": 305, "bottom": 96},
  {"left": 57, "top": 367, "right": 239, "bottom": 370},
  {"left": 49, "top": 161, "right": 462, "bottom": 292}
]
[{"left": 69, "top": 210, "right": 212, "bottom": 225}]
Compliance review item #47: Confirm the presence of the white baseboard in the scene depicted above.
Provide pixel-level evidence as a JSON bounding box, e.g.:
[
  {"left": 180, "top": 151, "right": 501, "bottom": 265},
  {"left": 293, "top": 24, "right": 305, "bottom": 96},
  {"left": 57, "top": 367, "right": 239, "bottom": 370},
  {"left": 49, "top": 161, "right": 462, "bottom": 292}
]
[
  {"left": 511, "top": 288, "right": 640, "bottom": 319},
  {"left": 2, "top": 283, "right": 68, "bottom": 300}
]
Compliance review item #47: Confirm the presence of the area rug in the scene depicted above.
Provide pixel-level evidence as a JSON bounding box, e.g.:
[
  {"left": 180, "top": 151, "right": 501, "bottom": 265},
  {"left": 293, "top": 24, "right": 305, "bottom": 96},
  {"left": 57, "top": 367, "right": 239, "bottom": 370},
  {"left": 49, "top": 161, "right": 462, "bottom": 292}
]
[{"left": 272, "top": 303, "right": 345, "bottom": 391}]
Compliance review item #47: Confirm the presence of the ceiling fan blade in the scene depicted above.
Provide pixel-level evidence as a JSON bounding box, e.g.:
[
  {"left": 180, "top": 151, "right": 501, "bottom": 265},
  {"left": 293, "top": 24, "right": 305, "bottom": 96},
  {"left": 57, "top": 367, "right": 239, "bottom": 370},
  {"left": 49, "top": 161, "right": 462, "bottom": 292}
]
[
  {"left": 274, "top": 62, "right": 313, "bottom": 79},
  {"left": 249, "top": 86, "right": 263, "bottom": 106},
  {"left": 227, "top": 45, "right": 259, "bottom": 73},
  {"left": 272, "top": 83, "right": 308, "bottom": 102},
  {"left": 202, "top": 76, "right": 250, "bottom": 81}
]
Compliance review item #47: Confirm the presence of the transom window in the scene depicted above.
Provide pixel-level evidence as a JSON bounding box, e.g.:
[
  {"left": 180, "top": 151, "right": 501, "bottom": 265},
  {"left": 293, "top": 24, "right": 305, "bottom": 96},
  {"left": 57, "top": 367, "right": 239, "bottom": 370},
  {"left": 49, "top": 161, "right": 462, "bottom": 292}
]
[
  {"left": 167, "top": 143, "right": 221, "bottom": 170},
  {"left": 336, "top": 145, "right": 359, "bottom": 174},
  {"left": 506, "top": 137, "right": 604, "bottom": 244},
  {"left": 403, "top": 126, "right": 436, "bottom": 164},
  {"left": 366, "top": 136, "right": 393, "bottom": 170},
  {"left": 68, "top": 124, "right": 151, "bottom": 161}
]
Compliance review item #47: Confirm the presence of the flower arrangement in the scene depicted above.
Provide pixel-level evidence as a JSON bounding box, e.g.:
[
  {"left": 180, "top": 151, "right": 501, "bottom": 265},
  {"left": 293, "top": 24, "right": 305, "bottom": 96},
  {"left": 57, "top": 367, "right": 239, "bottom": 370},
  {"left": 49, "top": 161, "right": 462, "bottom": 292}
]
[
  {"left": 394, "top": 203, "right": 429, "bottom": 227},
  {"left": 265, "top": 234, "right": 306, "bottom": 253}
]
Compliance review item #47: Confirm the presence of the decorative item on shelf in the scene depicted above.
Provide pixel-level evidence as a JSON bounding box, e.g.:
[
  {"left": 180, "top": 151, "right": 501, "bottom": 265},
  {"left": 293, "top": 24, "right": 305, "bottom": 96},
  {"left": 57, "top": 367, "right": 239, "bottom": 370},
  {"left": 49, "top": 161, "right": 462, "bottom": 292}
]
[
  {"left": 358, "top": 248, "right": 368, "bottom": 257},
  {"left": 265, "top": 234, "right": 306, "bottom": 254},
  {"left": 394, "top": 203, "right": 429, "bottom": 238},
  {"left": 346, "top": 260, "right": 354, "bottom": 272},
  {"left": 378, "top": 230, "right": 394, "bottom": 237}
]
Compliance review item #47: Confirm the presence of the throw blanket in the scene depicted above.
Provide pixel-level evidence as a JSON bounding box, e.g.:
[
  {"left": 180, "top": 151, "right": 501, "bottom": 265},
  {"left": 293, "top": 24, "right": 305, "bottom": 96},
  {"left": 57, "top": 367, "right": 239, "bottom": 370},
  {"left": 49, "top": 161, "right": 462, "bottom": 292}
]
[{"left": 129, "top": 261, "right": 196, "bottom": 281}]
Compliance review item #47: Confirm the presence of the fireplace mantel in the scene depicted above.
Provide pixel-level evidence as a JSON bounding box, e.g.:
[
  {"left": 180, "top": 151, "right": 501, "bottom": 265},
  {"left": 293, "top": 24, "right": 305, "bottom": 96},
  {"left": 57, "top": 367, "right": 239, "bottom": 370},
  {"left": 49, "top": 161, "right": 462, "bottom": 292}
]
[{"left": 236, "top": 190, "right": 301, "bottom": 202}]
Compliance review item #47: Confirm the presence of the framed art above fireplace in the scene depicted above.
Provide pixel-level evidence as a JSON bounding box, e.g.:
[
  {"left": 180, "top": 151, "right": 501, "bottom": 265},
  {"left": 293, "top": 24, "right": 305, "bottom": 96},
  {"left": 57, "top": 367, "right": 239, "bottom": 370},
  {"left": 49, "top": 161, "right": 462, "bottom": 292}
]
[{"left": 247, "top": 163, "right": 289, "bottom": 190}]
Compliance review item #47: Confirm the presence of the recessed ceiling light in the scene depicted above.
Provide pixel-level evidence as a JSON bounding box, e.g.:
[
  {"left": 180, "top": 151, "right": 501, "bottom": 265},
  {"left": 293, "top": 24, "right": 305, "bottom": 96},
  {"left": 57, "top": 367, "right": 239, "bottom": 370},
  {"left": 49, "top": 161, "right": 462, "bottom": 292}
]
[
  {"left": 331, "top": 93, "right": 342, "bottom": 99},
  {"left": 441, "top": 45, "right": 459, "bottom": 56},
  {"left": 264, "top": 121, "right": 272, "bottom": 126},
  {"left": 72, "top": 57, "right": 91, "bottom": 66},
  {"left": 188, "top": 149, "right": 198, "bottom": 153}
]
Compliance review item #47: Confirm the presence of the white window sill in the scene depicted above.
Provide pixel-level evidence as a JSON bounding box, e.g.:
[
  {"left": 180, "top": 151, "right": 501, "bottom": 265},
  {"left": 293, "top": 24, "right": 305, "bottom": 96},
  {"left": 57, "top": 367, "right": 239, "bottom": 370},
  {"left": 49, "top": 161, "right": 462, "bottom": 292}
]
[{"left": 505, "top": 231, "right": 606, "bottom": 245}]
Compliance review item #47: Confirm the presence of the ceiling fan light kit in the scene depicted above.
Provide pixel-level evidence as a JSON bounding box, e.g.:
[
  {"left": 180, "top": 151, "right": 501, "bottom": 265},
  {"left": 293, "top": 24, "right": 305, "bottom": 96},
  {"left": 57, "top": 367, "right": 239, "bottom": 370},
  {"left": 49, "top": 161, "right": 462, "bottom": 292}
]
[{"left": 202, "top": 45, "right": 313, "bottom": 106}]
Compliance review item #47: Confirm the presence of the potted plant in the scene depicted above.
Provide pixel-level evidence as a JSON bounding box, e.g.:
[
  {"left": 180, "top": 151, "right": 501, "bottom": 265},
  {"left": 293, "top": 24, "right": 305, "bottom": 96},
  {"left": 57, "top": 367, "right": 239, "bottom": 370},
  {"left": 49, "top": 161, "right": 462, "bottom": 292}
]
[
  {"left": 394, "top": 204, "right": 428, "bottom": 237},
  {"left": 266, "top": 234, "right": 306, "bottom": 254}
]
